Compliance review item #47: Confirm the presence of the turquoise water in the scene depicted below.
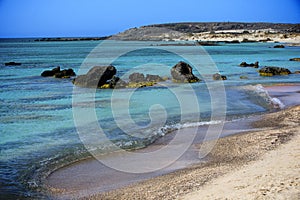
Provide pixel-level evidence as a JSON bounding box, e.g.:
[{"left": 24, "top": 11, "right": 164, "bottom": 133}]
[{"left": 0, "top": 39, "right": 299, "bottom": 199}]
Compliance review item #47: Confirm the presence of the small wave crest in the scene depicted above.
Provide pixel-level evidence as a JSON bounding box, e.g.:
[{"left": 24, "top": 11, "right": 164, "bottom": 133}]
[
  {"left": 241, "top": 84, "right": 285, "bottom": 109},
  {"left": 156, "top": 120, "right": 222, "bottom": 136}
]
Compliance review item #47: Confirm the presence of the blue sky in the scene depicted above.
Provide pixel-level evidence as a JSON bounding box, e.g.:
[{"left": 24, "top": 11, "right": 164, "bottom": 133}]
[{"left": 0, "top": 0, "right": 299, "bottom": 38}]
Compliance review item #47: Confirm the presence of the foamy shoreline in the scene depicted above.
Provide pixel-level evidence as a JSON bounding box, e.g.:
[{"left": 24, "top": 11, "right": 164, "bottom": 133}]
[{"left": 44, "top": 84, "right": 300, "bottom": 199}]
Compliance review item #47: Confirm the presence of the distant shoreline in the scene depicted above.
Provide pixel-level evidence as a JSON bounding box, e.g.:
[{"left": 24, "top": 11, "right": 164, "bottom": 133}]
[{"left": 3, "top": 22, "right": 298, "bottom": 43}]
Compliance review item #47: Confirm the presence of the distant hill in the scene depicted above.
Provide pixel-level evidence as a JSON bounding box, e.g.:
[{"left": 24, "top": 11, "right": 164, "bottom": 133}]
[{"left": 110, "top": 22, "right": 300, "bottom": 41}]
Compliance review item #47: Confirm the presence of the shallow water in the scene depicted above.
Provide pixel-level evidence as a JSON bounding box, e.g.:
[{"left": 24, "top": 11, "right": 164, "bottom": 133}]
[{"left": 0, "top": 39, "right": 299, "bottom": 198}]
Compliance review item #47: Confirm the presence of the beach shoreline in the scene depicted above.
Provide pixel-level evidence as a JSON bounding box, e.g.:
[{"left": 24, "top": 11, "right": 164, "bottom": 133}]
[{"left": 43, "top": 83, "right": 300, "bottom": 199}]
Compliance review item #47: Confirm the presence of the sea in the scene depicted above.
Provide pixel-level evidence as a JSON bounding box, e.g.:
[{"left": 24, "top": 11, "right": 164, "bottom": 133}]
[{"left": 0, "top": 38, "right": 299, "bottom": 199}]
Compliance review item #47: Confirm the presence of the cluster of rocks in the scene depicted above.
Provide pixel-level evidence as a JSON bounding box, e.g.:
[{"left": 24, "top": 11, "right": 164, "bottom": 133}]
[
  {"left": 212, "top": 73, "right": 227, "bottom": 80},
  {"left": 239, "top": 60, "right": 298, "bottom": 77},
  {"left": 239, "top": 61, "right": 259, "bottom": 68},
  {"left": 273, "top": 44, "right": 285, "bottom": 48},
  {"left": 41, "top": 56, "right": 299, "bottom": 88},
  {"left": 72, "top": 61, "right": 202, "bottom": 89},
  {"left": 72, "top": 65, "right": 166, "bottom": 89},
  {"left": 41, "top": 66, "right": 76, "bottom": 78},
  {"left": 258, "top": 67, "right": 292, "bottom": 76}
]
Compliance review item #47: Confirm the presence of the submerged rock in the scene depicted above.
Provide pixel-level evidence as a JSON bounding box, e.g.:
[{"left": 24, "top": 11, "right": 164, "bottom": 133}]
[
  {"left": 5, "top": 62, "right": 22, "bottom": 66},
  {"left": 212, "top": 73, "right": 227, "bottom": 80},
  {"left": 289, "top": 58, "right": 300, "bottom": 61},
  {"left": 258, "top": 66, "right": 291, "bottom": 76},
  {"left": 239, "top": 61, "right": 259, "bottom": 68},
  {"left": 41, "top": 66, "right": 76, "bottom": 78},
  {"left": 170, "top": 61, "right": 200, "bottom": 83},
  {"left": 273, "top": 44, "right": 285, "bottom": 48},
  {"left": 73, "top": 66, "right": 116, "bottom": 88},
  {"left": 240, "top": 75, "right": 249, "bottom": 79}
]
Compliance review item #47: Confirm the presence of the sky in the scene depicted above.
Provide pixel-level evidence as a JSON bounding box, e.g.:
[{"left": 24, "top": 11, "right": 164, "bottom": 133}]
[{"left": 0, "top": 0, "right": 299, "bottom": 38}]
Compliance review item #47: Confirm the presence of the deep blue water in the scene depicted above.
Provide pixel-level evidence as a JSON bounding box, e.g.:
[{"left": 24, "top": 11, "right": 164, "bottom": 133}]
[{"left": 0, "top": 39, "right": 299, "bottom": 199}]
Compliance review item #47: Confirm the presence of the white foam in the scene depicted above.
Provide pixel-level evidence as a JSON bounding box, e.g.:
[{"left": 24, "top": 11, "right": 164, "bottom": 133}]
[
  {"left": 271, "top": 97, "right": 285, "bottom": 109},
  {"left": 242, "top": 84, "right": 285, "bottom": 109},
  {"left": 156, "top": 120, "right": 222, "bottom": 136}
]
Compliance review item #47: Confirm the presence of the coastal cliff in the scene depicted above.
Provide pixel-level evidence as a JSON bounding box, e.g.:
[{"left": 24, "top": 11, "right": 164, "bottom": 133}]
[
  {"left": 35, "top": 22, "right": 300, "bottom": 42},
  {"left": 109, "top": 22, "right": 300, "bottom": 42}
]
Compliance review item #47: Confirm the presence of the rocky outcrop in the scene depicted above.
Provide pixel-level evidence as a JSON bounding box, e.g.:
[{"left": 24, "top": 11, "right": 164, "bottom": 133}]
[
  {"left": 41, "top": 66, "right": 76, "bottom": 78},
  {"left": 239, "top": 61, "right": 259, "bottom": 68},
  {"left": 145, "top": 74, "right": 164, "bottom": 82},
  {"left": 171, "top": 61, "right": 200, "bottom": 83},
  {"left": 73, "top": 66, "right": 116, "bottom": 88},
  {"left": 110, "top": 23, "right": 300, "bottom": 41},
  {"left": 129, "top": 73, "right": 146, "bottom": 83},
  {"left": 289, "top": 58, "right": 300, "bottom": 61},
  {"left": 212, "top": 73, "right": 227, "bottom": 80},
  {"left": 273, "top": 45, "right": 285, "bottom": 48},
  {"left": 108, "top": 76, "right": 127, "bottom": 89},
  {"left": 258, "top": 67, "right": 291, "bottom": 76},
  {"left": 73, "top": 66, "right": 165, "bottom": 89},
  {"left": 5, "top": 62, "right": 21, "bottom": 66}
]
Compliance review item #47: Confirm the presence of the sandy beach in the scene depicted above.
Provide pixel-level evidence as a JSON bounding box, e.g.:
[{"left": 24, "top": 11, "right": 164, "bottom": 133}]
[{"left": 43, "top": 84, "right": 300, "bottom": 200}]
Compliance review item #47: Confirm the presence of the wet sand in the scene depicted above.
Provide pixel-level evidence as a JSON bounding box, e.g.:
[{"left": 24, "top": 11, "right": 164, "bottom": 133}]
[{"left": 44, "top": 84, "right": 300, "bottom": 199}]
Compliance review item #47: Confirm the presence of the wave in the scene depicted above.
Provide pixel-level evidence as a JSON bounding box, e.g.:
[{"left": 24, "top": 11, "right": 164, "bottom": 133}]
[{"left": 241, "top": 84, "right": 285, "bottom": 109}]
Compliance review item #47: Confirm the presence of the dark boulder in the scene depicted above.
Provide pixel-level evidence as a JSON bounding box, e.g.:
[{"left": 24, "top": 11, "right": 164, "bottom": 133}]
[
  {"left": 224, "top": 40, "right": 240, "bottom": 44},
  {"left": 212, "top": 73, "right": 227, "bottom": 80},
  {"left": 54, "top": 69, "right": 76, "bottom": 78},
  {"left": 41, "top": 66, "right": 76, "bottom": 78},
  {"left": 273, "top": 45, "right": 285, "bottom": 48},
  {"left": 5, "top": 62, "right": 22, "bottom": 66},
  {"left": 258, "top": 66, "right": 291, "bottom": 76},
  {"left": 109, "top": 76, "right": 128, "bottom": 89},
  {"left": 41, "top": 66, "right": 61, "bottom": 77},
  {"left": 289, "top": 58, "right": 300, "bottom": 62},
  {"left": 129, "top": 73, "right": 145, "bottom": 83},
  {"left": 259, "top": 38, "right": 272, "bottom": 42},
  {"left": 239, "top": 61, "right": 259, "bottom": 68},
  {"left": 73, "top": 66, "right": 116, "bottom": 88},
  {"left": 170, "top": 61, "right": 200, "bottom": 83}
]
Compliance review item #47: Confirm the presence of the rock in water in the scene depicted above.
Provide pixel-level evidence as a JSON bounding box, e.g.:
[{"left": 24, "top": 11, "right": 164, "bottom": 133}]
[
  {"left": 273, "top": 44, "right": 285, "bottom": 48},
  {"left": 129, "top": 73, "right": 145, "bottom": 83},
  {"left": 258, "top": 66, "right": 291, "bottom": 76},
  {"left": 289, "top": 58, "right": 300, "bottom": 62},
  {"left": 239, "top": 61, "right": 259, "bottom": 68},
  {"left": 54, "top": 69, "right": 76, "bottom": 78},
  {"left": 5, "top": 62, "right": 22, "bottom": 66},
  {"left": 170, "top": 61, "right": 200, "bottom": 83},
  {"left": 108, "top": 76, "right": 127, "bottom": 89},
  {"left": 212, "top": 73, "right": 227, "bottom": 80},
  {"left": 145, "top": 74, "right": 164, "bottom": 82},
  {"left": 294, "top": 71, "right": 300, "bottom": 74},
  {"left": 41, "top": 66, "right": 60, "bottom": 77},
  {"left": 41, "top": 66, "right": 76, "bottom": 78},
  {"left": 73, "top": 66, "right": 117, "bottom": 88}
]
